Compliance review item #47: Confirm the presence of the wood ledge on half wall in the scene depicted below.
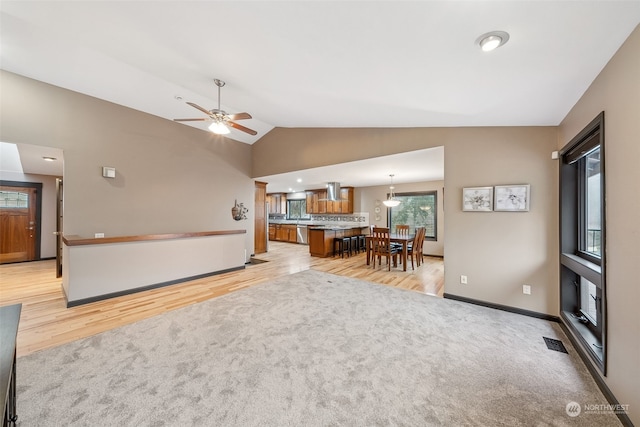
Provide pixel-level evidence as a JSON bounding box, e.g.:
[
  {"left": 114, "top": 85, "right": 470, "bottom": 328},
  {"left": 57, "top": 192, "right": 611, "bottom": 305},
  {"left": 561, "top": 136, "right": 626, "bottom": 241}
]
[{"left": 62, "top": 229, "right": 247, "bottom": 246}]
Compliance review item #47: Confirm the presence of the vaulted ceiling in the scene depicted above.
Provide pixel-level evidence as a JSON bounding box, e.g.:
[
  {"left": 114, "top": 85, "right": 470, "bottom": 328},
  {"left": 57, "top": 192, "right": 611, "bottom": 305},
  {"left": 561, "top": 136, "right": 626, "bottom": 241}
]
[{"left": 2, "top": 1, "right": 638, "bottom": 146}]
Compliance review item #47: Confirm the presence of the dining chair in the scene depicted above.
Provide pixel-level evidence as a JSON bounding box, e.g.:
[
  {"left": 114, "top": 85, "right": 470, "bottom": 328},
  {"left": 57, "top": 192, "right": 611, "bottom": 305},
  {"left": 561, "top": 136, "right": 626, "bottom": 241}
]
[
  {"left": 407, "top": 227, "right": 425, "bottom": 270},
  {"left": 392, "top": 225, "right": 409, "bottom": 251},
  {"left": 371, "top": 227, "right": 400, "bottom": 271},
  {"left": 395, "top": 225, "right": 410, "bottom": 236}
]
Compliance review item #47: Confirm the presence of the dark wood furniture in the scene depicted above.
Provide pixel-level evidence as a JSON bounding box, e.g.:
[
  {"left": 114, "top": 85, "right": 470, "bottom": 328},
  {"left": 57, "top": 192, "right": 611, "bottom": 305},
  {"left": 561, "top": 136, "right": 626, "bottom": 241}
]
[
  {"left": 370, "top": 227, "right": 400, "bottom": 271},
  {"left": 366, "top": 233, "right": 414, "bottom": 272},
  {"left": 406, "top": 227, "right": 426, "bottom": 270},
  {"left": 1, "top": 304, "right": 21, "bottom": 427}
]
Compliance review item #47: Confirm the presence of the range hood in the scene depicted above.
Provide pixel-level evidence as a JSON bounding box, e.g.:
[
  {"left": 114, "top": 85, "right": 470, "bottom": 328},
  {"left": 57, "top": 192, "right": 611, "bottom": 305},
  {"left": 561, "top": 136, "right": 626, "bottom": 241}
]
[{"left": 327, "top": 182, "right": 341, "bottom": 201}]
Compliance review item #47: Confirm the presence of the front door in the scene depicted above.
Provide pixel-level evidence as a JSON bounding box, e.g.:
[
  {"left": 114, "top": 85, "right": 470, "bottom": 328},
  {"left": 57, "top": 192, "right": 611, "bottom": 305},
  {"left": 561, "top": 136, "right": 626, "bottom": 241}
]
[{"left": 0, "top": 185, "right": 38, "bottom": 263}]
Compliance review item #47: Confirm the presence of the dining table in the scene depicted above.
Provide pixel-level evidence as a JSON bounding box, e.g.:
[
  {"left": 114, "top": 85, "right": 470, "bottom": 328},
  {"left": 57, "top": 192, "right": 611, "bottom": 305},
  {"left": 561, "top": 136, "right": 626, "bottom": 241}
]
[{"left": 365, "top": 233, "right": 414, "bottom": 272}]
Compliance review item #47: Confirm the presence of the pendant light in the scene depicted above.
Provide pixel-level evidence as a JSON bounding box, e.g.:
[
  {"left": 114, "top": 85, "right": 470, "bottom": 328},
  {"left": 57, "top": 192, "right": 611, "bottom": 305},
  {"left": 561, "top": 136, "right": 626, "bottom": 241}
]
[{"left": 383, "top": 174, "right": 401, "bottom": 207}]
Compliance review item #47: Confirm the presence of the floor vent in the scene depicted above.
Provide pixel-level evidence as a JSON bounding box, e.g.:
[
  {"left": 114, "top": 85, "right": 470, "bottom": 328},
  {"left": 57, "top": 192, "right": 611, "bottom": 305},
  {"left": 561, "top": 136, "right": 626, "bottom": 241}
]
[{"left": 543, "top": 337, "right": 568, "bottom": 353}]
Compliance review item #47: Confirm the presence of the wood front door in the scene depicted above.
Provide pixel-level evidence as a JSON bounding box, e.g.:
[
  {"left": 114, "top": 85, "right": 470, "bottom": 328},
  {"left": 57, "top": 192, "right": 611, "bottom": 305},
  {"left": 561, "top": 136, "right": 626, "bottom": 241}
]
[{"left": 0, "top": 185, "right": 38, "bottom": 263}]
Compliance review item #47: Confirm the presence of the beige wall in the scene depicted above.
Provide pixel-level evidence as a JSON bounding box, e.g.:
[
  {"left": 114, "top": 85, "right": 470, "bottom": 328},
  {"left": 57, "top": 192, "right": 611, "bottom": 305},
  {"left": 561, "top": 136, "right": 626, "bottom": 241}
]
[
  {"left": 0, "top": 71, "right": 256, "bottom": 259},
  {"left": 355, "top": 181, "right": 444, "bottom": 257},
  {"left": 443, "top": 127, "right": 558, "bottom": 314},
  {"left": 253, "top": 127, "right": 445, "bottom": 177},
  {"left": 0, "top": 171, "right": 59, "bottom": 258},
  {"left": 558, "top": 25, "right": 640, "bottom": 424},
  {"left": 253, "top": 126, "right": 558, "bottom": 315}
]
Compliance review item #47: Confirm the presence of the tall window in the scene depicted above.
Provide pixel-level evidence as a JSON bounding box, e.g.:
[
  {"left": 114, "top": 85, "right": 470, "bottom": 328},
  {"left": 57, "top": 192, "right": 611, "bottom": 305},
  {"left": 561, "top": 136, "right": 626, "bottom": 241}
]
[
  {"left": 560, "top": 112, "right": 606, "bottom": 374},
  {"left": 388, "top": 191, "right": 437, "bottom": 240},
  {"left": 582, "top": 147, "right": 602, "bottom": 259},
  {"left": 287, "top": 199, "right": 310, "bottom": 220}
]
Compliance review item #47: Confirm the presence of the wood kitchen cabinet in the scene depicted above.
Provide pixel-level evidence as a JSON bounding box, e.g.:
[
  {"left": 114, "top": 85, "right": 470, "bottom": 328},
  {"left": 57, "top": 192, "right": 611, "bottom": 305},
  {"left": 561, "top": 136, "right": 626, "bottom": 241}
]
[
  {"left": 270, "top": 224, "right": 297, "bottom": 243},
  {"left": 306, "top": 190, "right": 326, "bottom": 214},
  {"left": 306, "top": 187, "right": 354, "bottom": 214},
  {"left": 267, "top": 193, "right": 287, "bottom": 214},
  {"left": 308, "top": 226, "right": 363, "bottom": 257},
  {"left": 254, "top": 181, "right": 267, "bottom": 254}
]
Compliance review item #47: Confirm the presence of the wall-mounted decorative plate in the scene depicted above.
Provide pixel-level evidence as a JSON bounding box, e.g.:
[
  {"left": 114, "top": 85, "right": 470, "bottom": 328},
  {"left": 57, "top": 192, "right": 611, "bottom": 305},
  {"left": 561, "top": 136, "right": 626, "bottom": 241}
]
[{"left": 374, "top": 206, "right": 381, "bottom": 213}]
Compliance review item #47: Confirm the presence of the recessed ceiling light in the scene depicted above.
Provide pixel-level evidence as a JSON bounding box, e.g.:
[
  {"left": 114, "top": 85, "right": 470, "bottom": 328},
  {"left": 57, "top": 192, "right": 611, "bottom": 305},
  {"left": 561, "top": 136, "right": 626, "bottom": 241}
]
[
  {"left": 42, "top": 156, "right": 57, "bottom": 161},
  {"left": 476, "top": 31, "right": 510, "bottom": 52},
  {"left": 297, "top": 178, "right": 302, "bottom": 183}
]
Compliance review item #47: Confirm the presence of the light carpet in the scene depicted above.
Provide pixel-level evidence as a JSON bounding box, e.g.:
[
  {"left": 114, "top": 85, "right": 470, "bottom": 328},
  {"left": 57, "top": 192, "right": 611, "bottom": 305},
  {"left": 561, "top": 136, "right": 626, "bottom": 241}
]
[{"left": 16, "top": 270, "right": 620, "bottom": 426}]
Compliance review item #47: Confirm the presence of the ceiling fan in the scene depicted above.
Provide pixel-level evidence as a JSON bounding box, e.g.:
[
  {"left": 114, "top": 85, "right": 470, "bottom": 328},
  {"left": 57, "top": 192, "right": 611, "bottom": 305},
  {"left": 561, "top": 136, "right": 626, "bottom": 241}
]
[{"left": 174, "top": 79, "right": 257, "bottom": 136}]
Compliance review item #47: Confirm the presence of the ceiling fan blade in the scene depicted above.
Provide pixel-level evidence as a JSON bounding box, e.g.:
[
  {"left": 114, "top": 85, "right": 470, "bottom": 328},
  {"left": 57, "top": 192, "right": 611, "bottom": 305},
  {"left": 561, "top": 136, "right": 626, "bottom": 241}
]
[
  {"left": 173, "top": 118, "right": 208, "bottom": 122},
  {"left": 227, "top": 112, "right": 252, "bottom": 121},
  {"left": 228, "top": 121, "right": 258, "bottom": 136},
  {"left": 186, "top": 102, "right": 212, "bottom": 116}
]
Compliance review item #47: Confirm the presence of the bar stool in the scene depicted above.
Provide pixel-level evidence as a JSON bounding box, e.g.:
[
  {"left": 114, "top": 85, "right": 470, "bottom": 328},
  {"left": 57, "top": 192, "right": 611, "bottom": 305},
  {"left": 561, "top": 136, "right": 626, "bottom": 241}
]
[
  {"left": 349, "top": 235, "right": 359, "bottom": 256},
  {"left": 334, "top": 236, "right": 351, "bottom": 258},
  {"left": 357, "top": 234, "right": 367, "bottom": 253}
]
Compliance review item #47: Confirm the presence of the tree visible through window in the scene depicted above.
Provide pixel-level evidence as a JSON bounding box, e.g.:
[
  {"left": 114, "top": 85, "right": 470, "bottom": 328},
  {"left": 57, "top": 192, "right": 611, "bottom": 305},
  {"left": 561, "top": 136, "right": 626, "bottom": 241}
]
[
  {"left": 287, "top": 199, "right": 310, "bottom": 220},
  {"left": 388, "top": 191, "right": 437, "bottom": 240}
]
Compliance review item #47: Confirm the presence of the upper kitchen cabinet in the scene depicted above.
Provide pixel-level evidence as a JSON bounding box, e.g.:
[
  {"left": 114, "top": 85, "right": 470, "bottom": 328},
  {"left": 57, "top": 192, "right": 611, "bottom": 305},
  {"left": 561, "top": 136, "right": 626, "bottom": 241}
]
[
  {"left": 306, "top": 190, "right": 326, "bottom": 214},
  {"left": 306, "top": 187, "right": 354, "bottom": 214},
  {"left": 267, "top": 193, "right": 287, "bottom": 214}
]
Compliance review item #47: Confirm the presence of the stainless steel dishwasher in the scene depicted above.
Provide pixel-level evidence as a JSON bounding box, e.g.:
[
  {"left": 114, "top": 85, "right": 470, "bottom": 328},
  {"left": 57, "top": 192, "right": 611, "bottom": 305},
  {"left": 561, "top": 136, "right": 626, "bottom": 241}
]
[{"left": 296, "top": 225, "right": 309, "bottom": 244}]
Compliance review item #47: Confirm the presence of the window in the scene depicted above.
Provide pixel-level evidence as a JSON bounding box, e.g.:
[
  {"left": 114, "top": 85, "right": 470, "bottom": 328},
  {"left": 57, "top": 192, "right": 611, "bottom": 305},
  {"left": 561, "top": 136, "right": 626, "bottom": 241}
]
[
  {"left": 287, "top": 199, "right": 310, "bottom": 220},
  {"left": 582, "top": 147, "right": 602, "bottom": 259},
  {"left": 0, "top": 191, "right": 29, "bottom": 208},
  {"left": 559, "top": 112, "right": 606, "bottom": 374},
  {"left": 387, "top": 191, "right": 437, "bottom": 240}
]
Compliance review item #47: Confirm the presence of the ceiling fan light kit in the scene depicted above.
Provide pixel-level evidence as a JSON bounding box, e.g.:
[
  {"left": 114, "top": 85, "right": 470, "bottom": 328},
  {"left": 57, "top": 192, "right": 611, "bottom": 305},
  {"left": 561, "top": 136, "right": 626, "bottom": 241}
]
[
  {"left": 173, "top": 78, "right": 257, "bottom": 136},
  {"left": 208, "top": 121, "right": 230, "bottom": 134}
]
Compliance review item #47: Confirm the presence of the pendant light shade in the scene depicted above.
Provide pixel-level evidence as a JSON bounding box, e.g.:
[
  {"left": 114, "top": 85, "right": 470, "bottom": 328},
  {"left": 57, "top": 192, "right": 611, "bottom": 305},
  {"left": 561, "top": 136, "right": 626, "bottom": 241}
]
[{"left": 382, "top": 174, "right": 401, "bottom": 207}]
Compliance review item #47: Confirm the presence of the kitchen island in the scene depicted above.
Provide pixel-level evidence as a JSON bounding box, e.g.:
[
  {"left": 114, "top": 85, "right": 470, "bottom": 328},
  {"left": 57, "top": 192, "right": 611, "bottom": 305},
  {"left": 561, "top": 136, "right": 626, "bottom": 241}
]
[{"left": 308, "top": 226, "right": 368, "bottom": 257}]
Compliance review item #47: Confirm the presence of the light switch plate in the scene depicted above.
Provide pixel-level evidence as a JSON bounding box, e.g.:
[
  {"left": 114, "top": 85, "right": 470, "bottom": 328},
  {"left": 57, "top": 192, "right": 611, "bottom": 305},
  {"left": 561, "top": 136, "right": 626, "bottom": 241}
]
[{"left": 102, "top": 167, "right": 116, "bottom": 178}]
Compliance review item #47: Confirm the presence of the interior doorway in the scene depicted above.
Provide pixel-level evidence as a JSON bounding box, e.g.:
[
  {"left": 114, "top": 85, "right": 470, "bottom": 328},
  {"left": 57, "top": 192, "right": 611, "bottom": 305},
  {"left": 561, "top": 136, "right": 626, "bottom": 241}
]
[
  {"left": 55, "top": 178, "right": 63, "bottom": 277},
  {"left": 0, "top": 182, "right": 42, "bottom": 263}
]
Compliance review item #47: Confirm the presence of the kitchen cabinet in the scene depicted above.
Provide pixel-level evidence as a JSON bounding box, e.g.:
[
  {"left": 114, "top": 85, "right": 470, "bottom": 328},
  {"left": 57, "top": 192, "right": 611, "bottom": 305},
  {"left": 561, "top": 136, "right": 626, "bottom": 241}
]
[
  {"left": 306, "top": 187, "right": 354, "bottom": 214},
  {"left": 254, "top": 181, "right": 267, "bottom": 254},
  {"left": 267, "top": 193, "right": 287, "bottom": 214},
  {"left": 308, "top": 226, "right": 364, "bottom": 257},
  {"left": 269, "top": 224, "right": 298, "bottom": 243},
  {"left": 306, "top": 190, "right": 326, "bottom": 214}
]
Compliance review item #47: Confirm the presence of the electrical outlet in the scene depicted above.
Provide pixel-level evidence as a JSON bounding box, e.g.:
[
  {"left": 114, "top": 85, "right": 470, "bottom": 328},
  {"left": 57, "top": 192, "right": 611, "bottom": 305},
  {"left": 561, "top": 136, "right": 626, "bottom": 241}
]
[
  {"left": 95, "top": 233, "right": 105, "bottom": 238},
  {"left": 460, "top": 275, "right": 468, "bottom": 284},
  {"left": 523, "top": 284, "right": 531, "bottom": 295}
]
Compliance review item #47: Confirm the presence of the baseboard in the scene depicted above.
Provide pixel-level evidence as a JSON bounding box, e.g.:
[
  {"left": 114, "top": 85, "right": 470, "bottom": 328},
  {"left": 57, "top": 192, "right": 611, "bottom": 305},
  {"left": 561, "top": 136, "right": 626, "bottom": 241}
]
[
  {"left": 443, "top": 293, "right": 560, "bottom": 322},
  {"left": 66, "top": 266, "right": 245, "bottom": 308},
  {"left": 558, "top": 322, "right": 634, "bottom": 427},
  {"left": 423, "top": 253, "right": 444, "bottom": 258}
]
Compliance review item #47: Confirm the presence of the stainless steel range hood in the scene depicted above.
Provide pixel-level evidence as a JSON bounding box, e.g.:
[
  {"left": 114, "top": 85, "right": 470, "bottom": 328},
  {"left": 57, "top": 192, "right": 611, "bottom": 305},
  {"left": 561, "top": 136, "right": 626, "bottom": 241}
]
[{"left": 327, "top": 182, "right": 341, "bottom": 201}]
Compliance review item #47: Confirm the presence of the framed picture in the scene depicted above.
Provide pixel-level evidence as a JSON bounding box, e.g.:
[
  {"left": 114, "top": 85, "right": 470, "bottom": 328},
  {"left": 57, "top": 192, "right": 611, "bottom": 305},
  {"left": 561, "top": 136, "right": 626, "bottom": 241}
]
[
  {"left": 462, "top": 187, "right": 493, "bottom": 211},
  {"left": 494, "top": 184, "right": 530, "bottom": 212}
]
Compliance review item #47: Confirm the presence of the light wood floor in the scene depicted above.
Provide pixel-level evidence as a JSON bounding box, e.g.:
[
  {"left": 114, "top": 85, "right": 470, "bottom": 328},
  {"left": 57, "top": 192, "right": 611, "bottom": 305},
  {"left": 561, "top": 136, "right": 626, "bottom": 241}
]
[{"left": 0, "top": 242, "right": 444, "bottom": 357}]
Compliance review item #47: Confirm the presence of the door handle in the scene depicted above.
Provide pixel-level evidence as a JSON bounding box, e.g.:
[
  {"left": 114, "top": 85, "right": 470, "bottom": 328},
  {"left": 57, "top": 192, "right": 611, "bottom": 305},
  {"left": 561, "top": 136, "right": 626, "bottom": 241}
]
[
  {"left": 26, "top": 227, "right": 34, "bottom": 230},
  {"left": 53, "top": 231, "right": 61, "bottom": 235}
]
